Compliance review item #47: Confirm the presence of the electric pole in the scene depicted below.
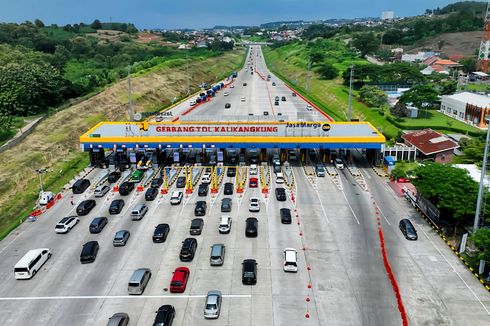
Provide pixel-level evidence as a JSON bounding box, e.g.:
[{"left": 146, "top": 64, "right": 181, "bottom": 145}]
[
  {"left": 347, "top": 65, "right": 354, "bottom": 121},
  {"left": 128, "top": 65, "right": 133, "bottom": 122},
  {"left": 305, "top": 56, "right": 312, "bottom": 95},
  {"left": 474, "top": 117, "right": 490, "bottom": 230}
]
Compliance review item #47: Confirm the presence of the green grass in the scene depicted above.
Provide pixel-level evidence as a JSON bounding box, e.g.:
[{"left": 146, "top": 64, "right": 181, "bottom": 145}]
[{"left": 466, "top": 83, "right": 490, "bottom": 93}]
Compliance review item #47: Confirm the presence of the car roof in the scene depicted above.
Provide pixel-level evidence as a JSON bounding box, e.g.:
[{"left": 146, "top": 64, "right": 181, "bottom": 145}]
[
  {"left": 115, "top": 230, "right": 128, "bottom": 236},
  {"left": 130, "top": 268, "right": 150, "bottom": 282},
  {"left": 171, "top": 191, "right": 181, "bottom": 196},
  {"left": 220, "top": 216, "right": 230, "bottom": 222}
]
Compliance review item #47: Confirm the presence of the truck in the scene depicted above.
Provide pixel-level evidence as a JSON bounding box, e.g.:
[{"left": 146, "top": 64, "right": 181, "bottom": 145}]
[{"left": 232, "top": 71, "right": 238, "bottom": 78}]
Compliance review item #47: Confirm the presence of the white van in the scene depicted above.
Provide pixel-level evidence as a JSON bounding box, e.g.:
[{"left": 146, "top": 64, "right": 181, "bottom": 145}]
[
  {"left": 249, "top": 164, "right": 258, "bottom": 175},
  {"left": 276, "top": 172, "right": 284, "bottom": 184},
  {"left": 334, "top": 158, "right": 344, "bottom": 170},
  {"left": 283, "top": 248, "right": 298, "bottom": 272},
  {"left": 39, "top": 191, "right": 54, "bottom": 205},
  {"left": 14, "top": 248, "right": 52, "bottom": 279}
]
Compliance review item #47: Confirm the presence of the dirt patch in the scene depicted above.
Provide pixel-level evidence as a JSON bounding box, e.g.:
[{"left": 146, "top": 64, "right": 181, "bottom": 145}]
[{"left": 407, "top": 31, "right": 482, "bottom": 57}]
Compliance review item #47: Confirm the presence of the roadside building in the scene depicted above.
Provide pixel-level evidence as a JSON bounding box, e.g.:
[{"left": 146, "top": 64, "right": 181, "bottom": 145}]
[
  {"left": 440, "top": 92, "right": 490, "bottom": 128},
  {"left": 402, "top": 129, "right": 459, "bottom": 164}
]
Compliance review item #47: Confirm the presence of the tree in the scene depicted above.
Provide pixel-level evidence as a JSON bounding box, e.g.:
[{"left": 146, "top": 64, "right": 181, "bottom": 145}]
[
  {"left": 460, "top": 57, "right": 477, "bottom": 73},
  {"left": 90, "top": 19, "right": 102, "bottom": 30},
  {"left": 390, "top": 102, "right": 408, "bottom": 118},
  {"left": 316, "top": 63, "right": 338, "bottom": 80},
  {"left": 412, "top": 163, "right": 479, "bottom": 228},
  {"left": 309, "top": 51, "right": 324, "bottom": 65},
  {"left": 351, "top": 32, "right": 379, "bottom": 57},
  {"left": 359, "top": 85, "right": 388, "bottom": 107},
  {"left": 34, "top": 19, "right": 45, "bottom": 28},
  {"left": 399, "top": 84, "right": 439, "bottom": 109},
  {"left": 470, "top": 228, "right": 490, "bottom": 262},
  {"left": 453, "top": 137, "right": 485, "bottom": 165}
]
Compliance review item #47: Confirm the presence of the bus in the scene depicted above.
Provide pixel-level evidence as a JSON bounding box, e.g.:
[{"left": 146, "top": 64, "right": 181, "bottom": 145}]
[{"left": 14, "top": 248, "right": 51, "bottom": 280}]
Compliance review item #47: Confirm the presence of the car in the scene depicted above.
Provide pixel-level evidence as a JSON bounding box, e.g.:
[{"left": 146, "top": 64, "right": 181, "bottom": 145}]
[
  {"left": 89, "top": 217, "right": 108, "bottom": 233},
  {"left": 223, "top": 91, "right": 230, "bottom": 96},
  {"left": 190, "top": 100, "right": 196, "bottom": 106},
  {"left": 249, "top": 197, "right": 260, "bottom": 212},
  {"left": 176, "top": 176, "right": 186, "bottom": 188},
  {"left": 210, "top": 244, "right": 225, "bottom": 266},
  {"left": 276, "top": 172, "right": 284, "bottom": 184},
  {"left": 170, "top": 191, "right": 183, "bottom": 205},
  {"left": 153, "top": 305, "right": 175, "bottom": 326},
  {"left": 334, "top": 158, "right": 344, "bottom": 169},
  {"left": 230, "top": 84, "right": 235, "bottom": 88},
  {"left": 249, "top": 164, "right": 258, "bottom": 175},
  {"left": 399, "top": 219, "right": 418, "bottom": 240},
  {"left": 201, "top": 173, "right": 211, "bottom": 184},
  {"left": 243, "top": 83, "right": 247, "bottom": 86},
  {"left": 227, "top": 167, "right": 236, "bottom": 177},
  {"left": 306, "top": 104, "right": 313, "bottom": 111},
  {"left": 107, "top": 313, "right": 129, "bottom": 326},
  {"left": 292, "top": 92, "right": 297, "bottom": 97},
  {"left": 245, "top": 217, "right": 258, "bottom": 237},
  {"left": 107, "top": 171, "right": 121, "bottom": 183},
  {"left": 198, "top": 183, "right": 209, "bottom": 196},
  {"left": 225, "top": 103, "right": 231, "bottom": 109},
  {"left": 241, "top": 96, "right": 246, "bottom": 102},
  {"left": 190, "top": 218, "right": 204, "bottom": 235},
  {"left": 94, "top": 184, "right": 110, "bottom": 198},
  {"left": 55, "top": 216, "right": 80, "bottom": 234},
  {"left": 248, "top": 113, "right": 254, "bottom": 116},
  {"left": 249, "top": 177, "right": 258, "bottom": 188},
  {"left": 273, "top": 164, "right": 281, "bottom": 174},
  {"left": 274, "top": 96, "right": 279, "bottom": 101},
  {"left": 153, "top": 223, "right": 170, "bottom": 243},
  {"left": 170, "top": 267, "right": 190, "bottom": 293},
  {"left": 80, "top": 241, "right": 99, "bottom": 264},
  {"left": 242, "top": 259, "right": 257, "bottom": 285},
  {"left": 218, "top": 216, "right": 232, "bottom": 234},
  {"left": 119, "top": 182, "right": 135, "bottom": 196},
  {"left": 131, "top": 204, "right": 148, "bottom": 220},
  {"left": 274, "top": 101, "right": 279, "bottom": 106},
  {"left": 76, "top": 200, "right": 96, "bottom": 216},
  {"left": 272, "top": 82, "right": 276, "bottom": 86},
  {"left": 288, "top": 150, "right": 297, "bottom": 161},
  {"left": 224, "top": 182, "right": 234, "bottom": 195},
  {"left": 218, "top": 197, "right": 231, "bottom": 212},
  {"left": 195, "top": 201, "right": 207, "bottom": 216},
  {"left": 113, "top": 230, "right": 130, "bottom": 246},
  {"left": 275, "top": 188, "right": 286, "bottom": 201},
  {"left": 281, "top": 96, "right": 286, "bottom": 101},
  {"left": 280, "top": 208, "right": 292, "bottom": 224},
  {"left": 151, "top": 178, "right": 163, "bottom": 189},
  {"left": 72, "top": 178, "right": 90, "bottom": 194},
  {"left": 109, "top": 199, "right": 125, "bottom": 215},
  {"left": 283, "top": 248, "right": 298, "bottom": 272},
  {"left": 145, "top": 187, "right": 158, "bottom": 201},
  {"left": 204, "top": 290, "right": 222, "bottom": 319},
  {"left": 180, "top": 237, "right": 197, "bottom": 261}
]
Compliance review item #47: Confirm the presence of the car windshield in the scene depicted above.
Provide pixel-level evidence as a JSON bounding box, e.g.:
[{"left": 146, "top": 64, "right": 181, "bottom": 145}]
[
  {"left": 244, "top": 271, "right": 255, "bottom": 277},
  {"left": 171, "top": 281, "right": 182, "bottom": 286},
  {"left": 206, "top": 304, "right": 217, "bottom": 309}
]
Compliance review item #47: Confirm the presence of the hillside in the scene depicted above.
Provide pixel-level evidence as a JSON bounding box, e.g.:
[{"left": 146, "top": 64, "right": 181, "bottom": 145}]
[{"left": 407, "top": 31, "right": 482, "bottom": 57}]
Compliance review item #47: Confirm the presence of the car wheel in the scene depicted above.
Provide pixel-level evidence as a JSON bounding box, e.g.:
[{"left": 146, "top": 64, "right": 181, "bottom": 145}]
[{"left": 48, "top": 253, "right": 52, "bottom": 259}]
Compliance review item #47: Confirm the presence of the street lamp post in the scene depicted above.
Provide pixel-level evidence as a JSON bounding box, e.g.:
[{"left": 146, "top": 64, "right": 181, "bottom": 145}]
[
  {"left": 474, "top": 117, "right": 490, "bottom": 230},
  {"left": 35, "top": 168, "right": 47, "bottom": 194}
]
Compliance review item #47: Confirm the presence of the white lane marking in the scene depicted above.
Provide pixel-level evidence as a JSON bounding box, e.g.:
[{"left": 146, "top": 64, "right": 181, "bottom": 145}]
[
  {"left": 374, "top": 204, "right": 391, "bottom": 226},
  {"left": 340, "top": 190, "right": 360, "bottom": 225},
  {"left": 314, "top": 189, "right": 330, "bottom": 224},
  {"left": 414, "top": 222, "right": 490, "bottom": 316},
  {"left": 0, "top": 294, "right": 252, "bottom": 301}
]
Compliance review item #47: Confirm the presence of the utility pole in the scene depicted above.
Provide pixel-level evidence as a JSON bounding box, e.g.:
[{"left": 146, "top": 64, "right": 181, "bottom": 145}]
[
  {"left": 35, "top": 168, "right": 47, "bottom": 194},
  {"left": 305, "top": 56, "right": 312, "bottom": 95},
  {"left": 127, "top": 65, "right": 133, "bottom": 122},
  {"left": 347, "top": 65, "right": 354, "bottom": 121},
  {"left": 474, "top": 117, "right": 490, "bottom": 230}
]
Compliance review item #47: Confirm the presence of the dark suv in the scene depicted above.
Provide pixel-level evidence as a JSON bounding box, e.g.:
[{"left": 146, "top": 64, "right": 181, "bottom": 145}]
[
  {"left": 224, "top": 182, "right": 233, "bottom": 195},
  {"left": 190, "top": 218, "right": 204, "bottom": 235},
  {"left": 151, "top": 178, "right": 163, "bottom": 189},
  {"left": 176, "top": 176, "right": 186, "bottom": 188},
  {"left": 119, "top": 182, "right": 135, "bottom": 196},
  {"left": 145, "top": 187, "right": 158, "bottom": 201},
  {"left": 89, "top": 217, "right": 108, "bottom": 233},
  {"left": 242, "top": 259, "right": 257, "bottom": 285},
  {"left": 280, "top": 208, "right": 292, "bottom": 224},
  {"left": 195, "top": 201, "right": 207, "bottom": 216},
  {"left": 245, "top": 217, "right": 258, "bottom": 237},
  {"left": 399, "top": 219, "right": 418, "bottom": 240},
  {"left": 107, "top": 171, "right": 121, "bottom": 183},
  {"left": 180, "top": 238, "right": 197, "bottom": 261},
  {"left": 109, "top": 199, "right": 124, "bottom": 215},
  {"left": 76, "top": 200, "right": 96, "bottom": 216},
  {"left": 275, "top": 188, "right": 286, "bottom": 201},
  {"left": 227, "top": 167, "right": 236, "bottom": 177},
  {"left": 80, "top": 241, "right": 99, "bottom": 264},
  {"left": 198, "top": 183, "right": 209, "bottom": 196},
  {"left": 154, "top": 305, "right": 175, "bottom": 326},
  {"left": 153, "top": 223, "right": 170, "bottom": 243}
]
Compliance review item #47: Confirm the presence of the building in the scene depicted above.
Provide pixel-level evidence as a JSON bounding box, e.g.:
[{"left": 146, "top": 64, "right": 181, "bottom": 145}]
[
  {"left": 401, "top": 51, "right": 437, "bottom": 63},
  {"left": 440, "top": 92, "right": 490, "bottom": 128},
  {"left": 381, "top": 11, "right": 395, "bottom": 20},
  {"left": 402, "top": 129, "right": 459, "bottom": 164}
]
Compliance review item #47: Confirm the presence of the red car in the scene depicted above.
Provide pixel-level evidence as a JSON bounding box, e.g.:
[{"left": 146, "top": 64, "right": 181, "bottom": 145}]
[
  {"left": 170, "top": 267, "right": 190, "bottom": 293},
  {"left": 249, "top": 177, "right": 258, "bottom": 188}
]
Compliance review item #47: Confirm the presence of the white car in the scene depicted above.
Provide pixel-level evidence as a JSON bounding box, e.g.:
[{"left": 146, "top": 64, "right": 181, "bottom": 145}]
[
  {"left": 230, "top": 85, "right": 235, "bottom": 88},
  {"left": 204, "top": 290, "right": 222, "bottom": 319},
  {"left": 306, "top": 104, "right": 313, "bottom": 111},
  {"left": 190, "top": 100, "right": 197, "bottom": 106},
  {"left": 334, "top": 158, "right": 344, "bottom": 170},
  {"left": 223, "top": 91, "right": 230, "bottom": 96},
  {"left": 218, "top": 216, "right": 232, "bottom": 234},
  {"left": 170, "top": 191, "right": 183, "bottom": 205},
  {"left": 283, "top": 248, "right": 298, "bottom": 272},
  {"left": 249, "top": 197, "right": 260, "bottom": 212},
  {"left": 241, "top": 96, "right": 246, "bottom": 102},
  {"left": 201, "top": 173, "right": 211, "bottom": 184},
  {"left": 249, "top": 164, "right": 258, "bottom": 175},
  {"left": 275, "top": 172, "right": 284, "bottom": 184},
  {"left": 55, "top": 216, "right": 80, "bottom": 234}
]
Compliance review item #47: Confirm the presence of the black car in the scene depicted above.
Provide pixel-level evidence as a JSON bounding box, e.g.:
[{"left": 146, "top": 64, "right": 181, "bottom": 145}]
[
  {"left": 151, "top": 178, "right": 163, "bottom": 189},
  {"left": 281, "top": 96, "right": 286, "bottom": 101},
  {"left": 275, "top": 188, "right": 286, "bottom": 201},
  {"left": 242, "top": 259, "right": 257, "bottom": 285},
  {"left": 225, "top": 103, "right": 231, "bottom": 109},
  {"left": 76, "top": 200, "right": 96, "bottom": 216},
  {"left": 245, "top": 217, "right": 258, "bottom": 237},
  {"left": 198, "top": 183, "right": 209, "bottom": 197},
  {"left": 227, "top": 167, "right": 236, "bottom": 177},
  {"left": 243, "top": 82, "right": 247, "bottom": 86},
  {"left": 145, "top": 187, "right": 158, "bottom": 201},
  {"left": 107, "top": 171, "right": 121, "bottom": 184},
  {"left": 153, "top": 305, "right": 175, "bottom": 326},
  {"left": 195, "top": 201, "right": 207, "bottom": 216},
  {"left": 221, "top": 198, "right": 232, "bottom": 212},
  {"left": 72, "top": 178, "right": 90, "bottom": 194},
  {"left": 280, "top": 208, "right": 292, "bottom": 224},
  {"left": 292, "top": 92, "right": 297, "bottom": 97},
  {"left": 224, "top": 182, "right": 234, "bottom": 195},
  {"left": 180, "top": 237, "right": 197, "bottom": 261},
  {"left": 176, "top": 176, "right": 186, "bottom": 188},
  {"left": 89, "top": 217, "right": 108, "bottom": 233},
  {"left": 274, "top": 101, "right": 279, "bottom": 106},
  {"left": 190, "top": 218, "right": 204, "bottom": 235},
  {"left": 119, "top": 182, "right": 135, "bottom": 196},
  {"left": 80, "top": 241, "right": 99, "bottom": 264},
  {"left": 153, "top": 223, "right": 170, "bottom": 243},
  {"left": 109, "top": 199, "right": 125, "bottom": 215},
  {"left": 399, "top": 219, "right": 418, "bottom": 240}
]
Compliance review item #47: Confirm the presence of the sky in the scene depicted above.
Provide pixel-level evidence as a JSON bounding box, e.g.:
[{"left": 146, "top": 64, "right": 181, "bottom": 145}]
[{"left": 0, "top": 0, "right": 462, "bottom": 29}]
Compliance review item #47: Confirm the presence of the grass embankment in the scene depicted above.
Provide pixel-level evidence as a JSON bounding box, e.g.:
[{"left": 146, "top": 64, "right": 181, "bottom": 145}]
[
  {"left": 263, "top": 42, "right": 482, "bottom": 139},
  {"left": 0, "top": 48, "right": 245, "bottom": 240}
]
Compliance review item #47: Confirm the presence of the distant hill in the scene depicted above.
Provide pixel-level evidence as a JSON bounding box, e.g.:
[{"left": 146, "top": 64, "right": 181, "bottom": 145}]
[{"left": 407, "top": 31, "right": 482, "bottom": 57}]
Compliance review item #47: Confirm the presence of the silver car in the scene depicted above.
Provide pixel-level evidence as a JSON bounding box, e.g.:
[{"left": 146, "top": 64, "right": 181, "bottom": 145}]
[
  {"left": 113, "top": 230, "right": 130, "bottom": 246},
  {"left": 107, "top": 312, "right": 129, "bottom": 326},
  {"left": 204, "top": 290, "right": 222, "bottom": 319}
]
